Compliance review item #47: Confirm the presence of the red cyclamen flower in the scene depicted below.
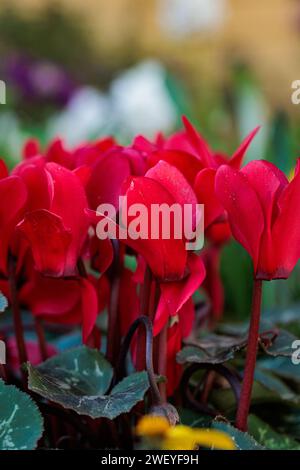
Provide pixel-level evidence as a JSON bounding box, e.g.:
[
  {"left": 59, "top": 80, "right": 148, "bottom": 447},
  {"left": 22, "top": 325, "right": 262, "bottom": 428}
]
[{"left": 215, "top": 159, "right": 300, "bottom": 280}]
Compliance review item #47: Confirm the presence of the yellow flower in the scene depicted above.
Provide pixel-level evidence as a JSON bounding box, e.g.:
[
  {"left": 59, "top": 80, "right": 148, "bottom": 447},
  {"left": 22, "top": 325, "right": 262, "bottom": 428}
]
[
  {"left": 162, "top": 425, "right": 236, "bottom": 450},
  {"left": 136, "top": 416, "right": 170, "bottom": 437},
  {"left": 136, "top": 415, "right": 236, "bottom": 450}
]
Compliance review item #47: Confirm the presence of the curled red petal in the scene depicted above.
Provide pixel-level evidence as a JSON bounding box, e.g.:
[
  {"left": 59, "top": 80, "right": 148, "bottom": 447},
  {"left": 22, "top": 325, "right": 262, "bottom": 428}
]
[
  {"left": 154, "top": 253, "right": 205, "bottom": 335},
  {"left": 14, "top": 162, "right": 54, "bottom": 212},
  {"left": 17, "top": 209, "right": 72, "bottom": 277}
]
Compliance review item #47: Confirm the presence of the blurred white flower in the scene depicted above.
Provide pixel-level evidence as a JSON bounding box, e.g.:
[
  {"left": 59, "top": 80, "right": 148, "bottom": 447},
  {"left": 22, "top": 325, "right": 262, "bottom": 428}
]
[
  {"left": 47, "top": 61, "right": 179, "bottom": 143},
  {"left": 47, "top": 87, "right": 110, "bottom": 146},
  {"left": 110, "top": 60, "right": 177, "bottom": 139},
  {"left": 159, "top": 0, "right": 228, "bottom": 37}
]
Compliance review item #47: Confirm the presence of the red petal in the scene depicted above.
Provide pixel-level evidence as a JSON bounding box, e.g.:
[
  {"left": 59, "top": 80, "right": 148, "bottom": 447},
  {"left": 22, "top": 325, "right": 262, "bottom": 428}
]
[
  {"left": 182, "top": 116, "right": 215, "bottom": 167},
  {"left": 20, "top": 275, "right": 79, "bottom": 315},
  {"left": 14, "top": 162, "right": 53, "bottom": 211},
  {"left": 0, "top": 160, "right": 8, "bottom": 179},
  {"left": 86, "top": 149, "right": 131, "bottom": 209},
  {"left": 23, "top": 139, "right": 40, "bottom": 159},
  {"left": 17, "top": 209, "right": 72, "bottom": 277},
  {"left": 229, "top": 127, "right": 260, "bottom": 169},
  {"left": 46, "top": 139, "right": 73, "bottom": 169},
  {"left": 154, "top": 254, "right": 205, "bottom": 335},
  {"left": 241, "top": 161, "right": 289, "bottom": 277},
  {"left": 121, "top": 176, "right": 188, "bottom": 281},
  {"left": 271, "top": 159, "right": 300, "bottom": 278},
  {"left": 0, "top": 176, "right": 27, "bottom": 274},
  {"left": 133, "top": 135, "right": 157, "bottom": 154},
  {"left": 164, "top": 130, "right": 196, "bottom": 155},
  {"left": 147, "top": 149, "right": 203, "bottom": 185},
  {"left": 178, "top": 297, "right": 195, "bottom": 338},
  {"left": 46, "top": 163, "right": 89, "bottom": 275},
  {"left": 90, "top": 237, "right": 113, "bottom": 273},
  {"left": 146, "top": 160, "right": 198, "bottom": 230},
  {"left": 241, "top": 160, "right": 287, "bottom": 226},
  {"left": 73, "top": 165, "right": 92, "bottom": 187},
  {"left": 215, "top": 165, "right": 264, "bottom": 271},
  {"left": 194, "top": 168, "right": 224, "bottom": 228}
]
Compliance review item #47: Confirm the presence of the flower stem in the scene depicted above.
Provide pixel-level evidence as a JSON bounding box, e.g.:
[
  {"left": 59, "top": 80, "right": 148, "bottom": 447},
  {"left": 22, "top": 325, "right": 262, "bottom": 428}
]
[
  {"left": 106, "top": 240, "right": 121, "bottom": 367},
  {"left": 115, "top": 316, "right": 162, "bottom": 406},
  {"left": 77, "top": 258, "right": 101, "bottom": 350},
  {"left": 235, "top": 279, "right": 263, "bottom": 431},
  {"left": 136, "top": 266, "right": 152, "bottom": 371},
  {"left": 8, "top": 253, "right": 28, "bottom": 367},
  {"left": 157, "top": 322, "right": 168, "bottom": 402},
  {"left": 34, "top": 317, "right": 48, "bottom": 362}
]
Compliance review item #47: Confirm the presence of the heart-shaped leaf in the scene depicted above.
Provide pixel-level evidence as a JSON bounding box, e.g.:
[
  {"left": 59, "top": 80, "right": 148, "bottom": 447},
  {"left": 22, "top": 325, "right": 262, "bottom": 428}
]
[
  {"left": 177, "top": 333, "right": 248, "bottom": 365},
  {"left": 260, "top": 329, "right": 297, "bottom": 358},
  {"left": 0, "top": 379, "right": 43, "bottom": 450},
  {"left": 27, "top": 346, "right": 150, "bottom": 420},
  {"left": 179, "top": 327, "right": 297, "bottom": 366},
  {"left": 211, "top": 420, "right": 264, "bottom": 450}
]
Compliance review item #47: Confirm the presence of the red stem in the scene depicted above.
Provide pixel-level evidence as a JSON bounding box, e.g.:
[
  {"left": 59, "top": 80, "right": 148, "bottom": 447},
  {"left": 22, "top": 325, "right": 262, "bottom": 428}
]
[
  {"left": 8, "top": 254, "right": 28, "bottom": 366},
  {"left": 34, "top": 317, "right": 48, "bottom": 362},
  {"left": 136, "top": 266, "right": 152, "bottom": 371},
  {"left": 235, "top": 279, "right": 263, "bottom": 431},
  {"left": 106, "top": 241, "right": 121, "bottom": 366},
  {"left": 157, "top": 322, "right": 168, "bottom": 402}
]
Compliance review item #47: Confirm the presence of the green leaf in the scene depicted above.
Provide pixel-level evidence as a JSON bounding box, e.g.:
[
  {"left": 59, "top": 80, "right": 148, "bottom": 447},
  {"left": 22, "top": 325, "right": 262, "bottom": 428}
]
[
  {"left": 177, "top": 326, "right": 296, "bottom": 367},
  {"left": 248, "top": 414, "right": 300, "bottom": 450},
  {"left": 255, "top": 369, "right": 299, "bottom": 404},
  {"left": 258, "top": 357, "right": 300, "bottom": 384},
  {"left": 177, "top": 333, "right": 247, "bottom": 365},
  {"left": 179, "top": 408, "right": 212, "bottom": 428},
  {"left": 218, "top": 323, "right": 297, "bottom": 358},
  {"left": 261, "top": 329, "right": 298, "bottom": 358},
  {"left": 0, "top": 379, "right": 43, "bottom": 450},
  {"left": 211, "top": 420, "right": 265, "bottom": 450},
  {"left": 27, "top": 346, "right": 150, "bottom": 420}
]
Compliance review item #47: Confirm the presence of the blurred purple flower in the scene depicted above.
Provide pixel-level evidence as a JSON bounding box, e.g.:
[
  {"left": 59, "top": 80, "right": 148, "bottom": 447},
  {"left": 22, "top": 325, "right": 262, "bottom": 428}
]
[{"left": 5, "top": 54, "right": 76, "bottom": 106}]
